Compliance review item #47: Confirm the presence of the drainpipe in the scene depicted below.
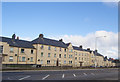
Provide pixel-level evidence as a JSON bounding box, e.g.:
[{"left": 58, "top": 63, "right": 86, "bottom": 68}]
[
  {"left": 17, "top": 47, "right": 19, "bottom": 65},
  {"left": 35, "top": 44, "right": 38, "bottom": 65}
]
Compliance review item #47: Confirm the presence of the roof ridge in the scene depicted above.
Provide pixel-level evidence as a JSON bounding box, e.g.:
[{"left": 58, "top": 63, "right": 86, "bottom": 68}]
[{"left": 0, "top": 36, "right": 31, "bottom": 42}]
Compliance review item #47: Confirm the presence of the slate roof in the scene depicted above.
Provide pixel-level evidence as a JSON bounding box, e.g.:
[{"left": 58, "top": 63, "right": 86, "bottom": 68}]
[
  {"left": 31, "top": 37, "right": 68, "bottom": 48},
  {"left": 73, "top": 46, "right": 84, "bottom": 51},
  {"left": 93, "top": 51, "right": 104, "bottom": 57},
  {"left": 0, "top": 36, "right": 35, "bottom": 49}
]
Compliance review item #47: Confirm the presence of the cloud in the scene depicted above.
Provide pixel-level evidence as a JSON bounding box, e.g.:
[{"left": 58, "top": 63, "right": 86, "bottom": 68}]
[
  {"left": 48, "top": 30, "right": 118, "bottom": 59},
  {"left": 102, "top": 0, "right": 118, "bottom": 7}
]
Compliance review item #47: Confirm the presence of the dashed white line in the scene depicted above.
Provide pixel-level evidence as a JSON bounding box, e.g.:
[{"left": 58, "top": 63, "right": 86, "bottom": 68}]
[
  {"left": 91, "top": 73, "right": 95, "bottom": 75},
  {"left": 73, "top": 74, "right": 76, "bottom": 77},
  {"left": 42, "top": 75, "right": 50, "bottom": 80},
  {"left": 8, "top": 77, "right": 12, "bottom": 80},
  {"left": 19, "top": 76, "right": 31, "bottom": 80},
  {"left": 83, "top": 73, "right": 87, "bottom": 76},
  {"left": 62, "top": 74, "right": 64, "bottom": 78}
]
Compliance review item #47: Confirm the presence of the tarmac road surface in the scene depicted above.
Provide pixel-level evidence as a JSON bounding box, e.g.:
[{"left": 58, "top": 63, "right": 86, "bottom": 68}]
[{"left": 2, "top": 68, "right": 118, "bottom": 80}]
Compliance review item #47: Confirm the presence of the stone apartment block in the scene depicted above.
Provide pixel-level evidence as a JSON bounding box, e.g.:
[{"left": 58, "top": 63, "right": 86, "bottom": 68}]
[{"left": 0, "top": 34, "right": 116, "bottom": 67}]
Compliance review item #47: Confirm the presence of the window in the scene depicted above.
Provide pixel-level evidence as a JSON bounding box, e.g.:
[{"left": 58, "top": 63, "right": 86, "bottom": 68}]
[
  {"left": 79, "top": 57, "right": 80, "bottom": 60},
  {"left": 10, "top": 47, "right": 14, "bottom": 52},
  {"left": 48, "top": 46, "right": 51, "bottom": 50},
  {"left": 54, "top": 60, "right": 56, "bottom": 64},
  {"left": 19, "top": 56, "right": 21, "bottom": 62},
  {"left": 31, "top": 50, "right": 33, "bottom": 54},
  {"left": 64, "top": 49, "right": 66, "bottom": 52},
  {"left": 40, "top": 60, "right": 43, "bottom": 64},
  {"left": 47, "top": 60, "right": 50, "bottom": 64},
  {"left": 69, "top": 61, "right": 72, "bottom": 64},
  {"left": 2, "top": 56, "right": 5, "bottom": 62},
  {"left": 59, "top": 54, "right": 61, "bottom": 58},
  {"left": 54, "top": 54, "right": 56, "bottom": 57},
  {"left": 69, "top": 55, "right": 70, "bottom": 58},
  {"left": 21, "top": 49, "right": 24, "bottom": 53},
  {"left": 64, "top": 54, "right": 66, "bottom": 58},
  {"left": 64, "top": 60, "right": 66, "bottom": 64},
  {"left": 75, "top": 62, "right": 77, "bottom": 65},
  {"left": 55, "top": 47, "right": 56, "bottom": 51},
  {"left": 41, "top": 45, "right": 44, "bottom": 49},
  {"left": 69, "top": 55, "right": 72, "bottom": 58},
  {"left": 82, "top": 53, "right": 83, "bottom": 56},
  {"left": 60, "top": 48, "right": 61, "bottom": 51},
  {"left": 69, "top": 49, "right": 72, "bottom": 52},
  {"left": 82, "top": 58, "right": 83, "bottom": 60},
  {"left": 75, "top": 52, "right": 77, "bottom": 55},
  {"left": 9, "top": 56, "right": 13, "bottom": 62},
  {"left": 22, "top": 57, "right": 26, "bottom": 62},
  {"left": 59, "top": 61, "right": 61, "bottom": 64},
  {"left": 41, "top": 52, "right": 43, "bottom": 57},
  {"left": 0, "top": 45, "right": 3, "bottom": 53},
  {"left": 75, "top": 57, "right": 77, "bottom": 60},
  {"left": 48, "top": 53, "right": 50, "bottom": 57},
  {"left": 30, "top": 57, "right": 33, "bottom": 62}
]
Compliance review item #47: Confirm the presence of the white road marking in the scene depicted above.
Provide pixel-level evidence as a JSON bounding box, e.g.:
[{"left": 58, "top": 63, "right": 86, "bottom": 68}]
[
  {"left": 62, "top": 74, "right": 64, "bottom": 78},
  {"left": 42, "top": 75, "right": 50, "bottom": 80},
  {"left": 91, "top": 73, "right": 95, "bottom": 75},
  {"left": 8, "top": 77, "right": 12, "bottom": 80},
  {"left": 73, "top": 74, "right": 76, "bottom": 77},
  {"left": 19, "top": 76, "right": 31, "bottom": 80},
  {"left": 83, "top": 73, "right": 87, "bottom": 76}
]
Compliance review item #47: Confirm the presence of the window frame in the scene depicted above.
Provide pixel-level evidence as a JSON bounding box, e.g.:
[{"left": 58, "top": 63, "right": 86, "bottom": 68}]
[
  {"left": 64, "top": 54, "right": 66, "bottom": 58},
  {"left": 41, "top": 45, "right": 44, "bottom": 49},
  {"left": 47, "top": 60, "right": 50, "bottom": 64},
  {"left": 64, "top": 60, "right": 66, "bottom": 64},
  {"left": 21, "top": 49, "right": 24, "bottom": 53},
  {"left": 48, "top": 46, "right": 51, "bottom": 50},
  {"left": 10, "top": 47, "right": 14, "bottom": 53},
  {"left": 48, "top": 53, "right": 50, "bottom": 57},
  {"left": 22, "top": 57, "right": 26, "bottom": 62},
  {"left": 31, "top": 50, "right": 34, "bottom": 54},
  {"left": 41, "top": 52, "right": 43, "bottom": 57},
  {"left": 9, "top": 56, "right": 13, "bottom": 62},
  {"left": 54, "top": 54, "right": 56, "bottom": 58},
  {"left": 59, "top": 54, "right": 61, "bottom": 58},
  {"left": 30, "top": 57, "right": 33, "bottom": 62},
  {"left": 0, "top": 45, "right": 3, "bottom": 54}
]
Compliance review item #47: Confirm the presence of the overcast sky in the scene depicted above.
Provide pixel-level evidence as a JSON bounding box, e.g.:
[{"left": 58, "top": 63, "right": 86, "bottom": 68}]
[{"left": 2, "top": 2, "right": 118, "bottom": 59}]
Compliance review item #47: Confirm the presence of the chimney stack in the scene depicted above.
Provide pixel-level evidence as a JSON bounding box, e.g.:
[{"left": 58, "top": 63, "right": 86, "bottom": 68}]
[
  {"left": 12, "top": 34, "right": 16, "bottom": 40},
  {"left": 79, "top": 45, "right": 82, "bottom": 49},
  {"left": 87, "top": 48, "right": 90, "bottom": 51},
  {"left": 59, "top": 39, "right": 63, "bottom": 42},
  {"left": 95, "top": 49, "right": 97, "bottom": 53},
  {"left": 39, "top": 34, "right": 43, "bottom": 38},
  {"left": 17, "top": 36, "right": 19, "bottom": 40}
]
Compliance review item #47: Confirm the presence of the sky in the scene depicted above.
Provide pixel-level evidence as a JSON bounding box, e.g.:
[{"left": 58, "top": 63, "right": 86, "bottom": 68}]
[{"left": 1, "top": 2, "right": 118, "bottom": 59}]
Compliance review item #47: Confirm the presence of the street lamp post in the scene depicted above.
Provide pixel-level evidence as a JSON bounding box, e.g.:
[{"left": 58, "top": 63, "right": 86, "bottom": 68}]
[{"left": 95, "top": 36, "right": 106, "bottom": 68}]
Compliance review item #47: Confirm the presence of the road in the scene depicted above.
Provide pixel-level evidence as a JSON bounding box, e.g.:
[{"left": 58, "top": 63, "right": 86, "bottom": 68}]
[{"left": 2, "top": 68, "right": 118, "bottom": 80}]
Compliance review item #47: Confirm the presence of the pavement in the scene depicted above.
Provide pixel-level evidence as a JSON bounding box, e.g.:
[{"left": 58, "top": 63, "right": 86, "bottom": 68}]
[{"left": 2, "top": 68, "right": 118, "bottom": 80}]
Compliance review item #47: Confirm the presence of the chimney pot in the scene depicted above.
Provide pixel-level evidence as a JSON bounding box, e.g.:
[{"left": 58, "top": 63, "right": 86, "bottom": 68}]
[
  {"left": 39, "top": 34, "right": 43, "bottom": 38},
  {"left": 17, "top": 36, "right": 19, "bottom": 40}
]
